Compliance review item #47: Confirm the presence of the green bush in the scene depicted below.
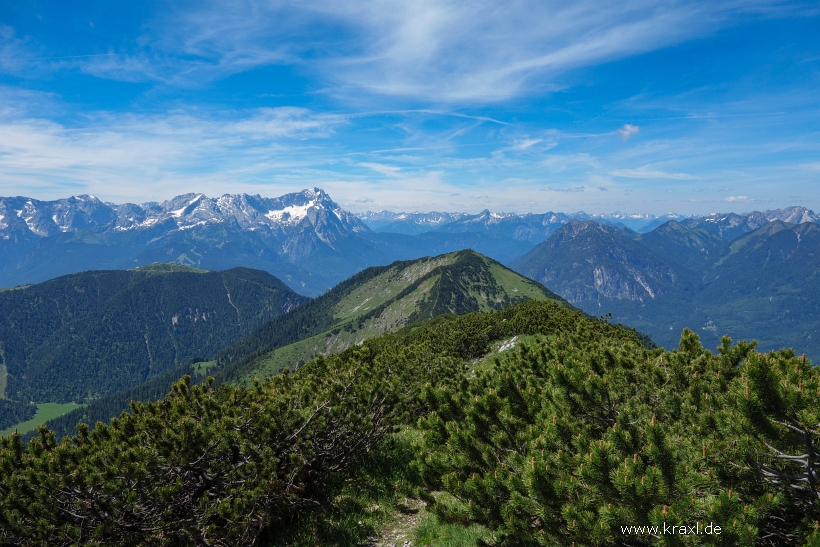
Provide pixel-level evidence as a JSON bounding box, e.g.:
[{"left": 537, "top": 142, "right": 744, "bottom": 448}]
[
  {"left": 3, "top": 300, "right": 816, "bottom": 546},
  {"left": 414, "top": 328, "right": 820, "bottom": 546}
]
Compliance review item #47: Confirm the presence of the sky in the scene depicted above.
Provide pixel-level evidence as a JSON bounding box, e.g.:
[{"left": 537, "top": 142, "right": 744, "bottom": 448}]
[{"left": 0, "top": 1, "right": 818, "bottom": 215}]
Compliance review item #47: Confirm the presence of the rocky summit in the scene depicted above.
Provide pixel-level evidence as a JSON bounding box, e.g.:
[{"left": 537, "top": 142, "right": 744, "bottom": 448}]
[{"left": 0, "top": 188, "right": 366, "bottom": 241}]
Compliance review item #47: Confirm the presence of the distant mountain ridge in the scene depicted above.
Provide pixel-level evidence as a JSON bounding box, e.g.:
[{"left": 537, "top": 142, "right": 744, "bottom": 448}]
[
  {"left": 0, "top": 188, "right": 367, "bottom": 238},
  {"left": 4, "top": 190, "right": 814, "bottom": 245},
  {"left": 0, "top": 189, "right": 532, "bottom": 294},
  {"left": 0, "top": 266, "right": 306, "bottom": 404},
  {"left": 355, "top": 211, "right": 469, "bottom": 234},
  {"left": 358, "top": 209, "right": 682, "bottom": 236},
  {"left": 512, "top": 215, "right": 820, "bottom": 359},
  {"left": 39, "top": 250, "right": 567, "bottom": 439},
  {"left": 2, "top": 188, "right": 817, "bottom": 298},
  {"left": 358, "top": 206, "right": 818, "bottom": 239}
]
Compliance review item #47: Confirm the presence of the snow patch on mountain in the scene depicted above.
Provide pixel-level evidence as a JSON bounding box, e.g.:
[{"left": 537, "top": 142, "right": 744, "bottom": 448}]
[{"left": 266, "top": 202, "right": 314, "bottom": 223}]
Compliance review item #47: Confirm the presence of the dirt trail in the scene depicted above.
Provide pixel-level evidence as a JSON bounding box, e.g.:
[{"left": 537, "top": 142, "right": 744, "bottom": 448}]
[{"left": 365, "top": 498, "right": 427, "bottom": 547}]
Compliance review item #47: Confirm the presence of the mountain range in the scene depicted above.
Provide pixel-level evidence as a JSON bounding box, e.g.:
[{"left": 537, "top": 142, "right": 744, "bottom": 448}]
[
  {"left": 2, "top": 187, "right": 819, "bottom": 360},
  {"left": 512, "top": 213, "right": 820, "bottom": 359},
  {"left": 4, "top": 188, "right": 815, "bottom": 298},
  {"left": 0, "top": 189, "right": 533, "bottom": 295},
  {"left": 358, "top": 209, "right": 685, "bottom": 236},
  {"left": 33, "top": 250, "right": 564, "bottom": 439}
]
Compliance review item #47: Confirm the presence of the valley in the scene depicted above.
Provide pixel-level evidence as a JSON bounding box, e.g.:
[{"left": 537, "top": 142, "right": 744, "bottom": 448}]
[{"left": 0, "top": 402, "right": 81, "bottom": 437}]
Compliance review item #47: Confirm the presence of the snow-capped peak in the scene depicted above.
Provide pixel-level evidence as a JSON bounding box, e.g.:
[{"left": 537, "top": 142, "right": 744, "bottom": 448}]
[{"left": 266, "top": 201, "right": 315, "bottom": 224}]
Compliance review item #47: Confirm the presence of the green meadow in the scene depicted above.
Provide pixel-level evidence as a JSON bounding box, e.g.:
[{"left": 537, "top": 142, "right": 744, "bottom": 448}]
[{"left": 0, "top": 402, "right": 83, "bottom": 437}]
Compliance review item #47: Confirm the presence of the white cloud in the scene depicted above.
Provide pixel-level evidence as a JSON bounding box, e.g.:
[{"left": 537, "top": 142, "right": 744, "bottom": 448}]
[
  {"left": 617, "top": 124, "right": 640, "bottom": 142},
  {"left": 0, "top": 107, "right": 348, "bottom": 202},
  {"left": 59, "top": 0, "right": 798, "bottom": 102},
  {"left": 540, "top": 186, "right": 585, "bottom": 192},
  {"left": 723, "top": 195, "right": 749, "bottom": 202},
  {"left": 508, "top": 139, "right": 543, "bottom": 151},
  {"left": 359, "top": 162, "right": 403, "bottom": 177},
  {"left": 610, "top": 166, "right": 697, "bottom": 180}
]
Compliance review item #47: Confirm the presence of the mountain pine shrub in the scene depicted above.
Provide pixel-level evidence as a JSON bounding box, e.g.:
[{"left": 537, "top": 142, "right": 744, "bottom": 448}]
[
  {"left": 414, "top": 328, "right": 819, "bottom": 546},
  {"left": 1, "top": 300, "right": 817, "bottom": 545}
]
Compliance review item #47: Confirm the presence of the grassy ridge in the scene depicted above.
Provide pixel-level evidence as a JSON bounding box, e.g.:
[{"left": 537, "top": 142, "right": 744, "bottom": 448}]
[
  {"left": 217, "top": 250, "right": 565, "bottom": 385},
  {"left": 30, "top": 250, "right": 565, "bottom": 440},
  {"left": 5, "top": 298, "right": 816, "bottom": 545}
]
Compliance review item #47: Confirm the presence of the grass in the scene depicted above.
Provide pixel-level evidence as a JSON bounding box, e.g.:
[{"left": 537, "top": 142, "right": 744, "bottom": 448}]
[
  {"left": 0, "top": 285, "right": 31, "bottom": 292},
  {"left": 192, "top": 360, "right": 219, "bottom": 376},
  {"left": 0, "top": 402, "right": 83, "bottom": 437},
  {"left": 414, "top": 514, "right": 491, "bottom": 547},
  {"left": 243, "top": 276, "right": 440, "bottom": 383},
  {"left": 262, "top": 431, "right": 422, "bottom": 547},
  {"left": 254, "top": 426, "right": 493, "bottom": 546},
  {"left": 487, "top": 262, "right": 563, "bottom": 304},
  {"left": 332, "top": 256, "right": 454, "bottom": 322}
]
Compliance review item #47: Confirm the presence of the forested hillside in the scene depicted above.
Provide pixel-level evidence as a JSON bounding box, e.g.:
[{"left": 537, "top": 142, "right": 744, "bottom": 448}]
[
  {"left": 0, "top": 264, "right": 306, "bottom": 404},
  {"left": 0, "top": 399, "right": 35, "bottom": 433},
  {"left": 41, "top": 250, "right": 565, "bottom": 439},
  {"left": 513, "top": 218, "right": 820, "bottom": 359},
  {"left": 1, "top": 300, "right": 816, "bottom": 546}
]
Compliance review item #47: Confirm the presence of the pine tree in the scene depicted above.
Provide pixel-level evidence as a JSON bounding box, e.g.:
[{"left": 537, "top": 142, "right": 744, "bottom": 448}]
[{"left": 414, "top": 329, "right": 817, "bottom": 546}]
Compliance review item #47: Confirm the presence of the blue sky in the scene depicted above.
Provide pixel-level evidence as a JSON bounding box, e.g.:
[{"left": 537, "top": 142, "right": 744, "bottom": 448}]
[{"left": 0, "top": 1, "right": 818, "bottom": 215}]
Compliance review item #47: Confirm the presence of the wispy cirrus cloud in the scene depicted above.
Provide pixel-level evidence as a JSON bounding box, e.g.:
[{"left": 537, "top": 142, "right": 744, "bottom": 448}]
[
  {"left": 49, "top": 0, "right": 806, "bottom": 102},
  {"left": 0, "top": 106, "right": 348, "bottom": 201},
  {"left": 610, "top": 166, "right": 698, "bottom": 180},
  {"left": 541, "top": 186, "right": 585, "bottom": 193},
  {"left": 359, "top": 162, "right": 403, "bottom": 177}
]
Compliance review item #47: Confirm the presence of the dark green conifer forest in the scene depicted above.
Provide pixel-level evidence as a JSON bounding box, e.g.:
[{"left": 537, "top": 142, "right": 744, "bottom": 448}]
[
  {"left": 1, "top": 300, "right": 818, "bottom": 545},
  {"left": 0, "top": 400, "right": 36, "bottom": 432},
  {"left": 0, "top": 265, "right": 306, "bottom": 404}
]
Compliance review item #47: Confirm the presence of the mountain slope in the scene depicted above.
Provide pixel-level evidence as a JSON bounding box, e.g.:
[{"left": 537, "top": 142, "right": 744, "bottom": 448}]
[
  {"left": 0, "top": 265, "right": 306, "bottom": 404},
  {"left": 683, "top": 220, "right": 820, "bottom": 354},
  {"left": 637, "top": 219, "right": 725, "bottom": 268},
  {"left": 512, "top": 219, "right": 698, "bottom": 304},
  {"left": 209, "top": 249, "right": 566, "bottom": 385},
  {"left": 37, "top": 250, "right": 566, "bottom": 440},
  {"left": 513, "top": 217, "right": 820, "bottom": 359}
]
